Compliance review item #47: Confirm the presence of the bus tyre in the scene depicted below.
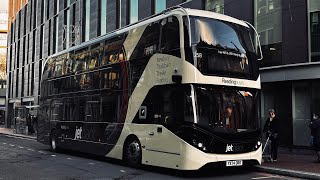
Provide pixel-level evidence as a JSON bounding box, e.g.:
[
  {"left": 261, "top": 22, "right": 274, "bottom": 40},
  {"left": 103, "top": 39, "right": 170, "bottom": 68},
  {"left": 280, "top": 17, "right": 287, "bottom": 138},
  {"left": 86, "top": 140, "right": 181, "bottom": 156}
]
[
  {"left": 50, "top": 130, "right": 58, "bottom": 152},
  {"left": 123, "top": 138, "right": 142, "bottom": 167}
]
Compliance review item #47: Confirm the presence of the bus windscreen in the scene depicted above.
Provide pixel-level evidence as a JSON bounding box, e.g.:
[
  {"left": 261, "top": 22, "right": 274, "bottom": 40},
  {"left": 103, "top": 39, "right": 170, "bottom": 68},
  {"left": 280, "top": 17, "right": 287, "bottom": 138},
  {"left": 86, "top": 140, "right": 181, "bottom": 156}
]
[{"left": 188, "top": 16, "right": 259, "bottom": 80}]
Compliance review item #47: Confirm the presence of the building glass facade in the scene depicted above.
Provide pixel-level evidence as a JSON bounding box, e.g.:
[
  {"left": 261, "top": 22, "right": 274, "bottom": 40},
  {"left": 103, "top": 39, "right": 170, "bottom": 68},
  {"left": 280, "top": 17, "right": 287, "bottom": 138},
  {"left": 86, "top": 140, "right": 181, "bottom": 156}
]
[
  {"left": 255, "top": 0, "right": 282, "bottom": 67},
  {"left": 0, "top": 2, "right": 8, "bottom": 125},
  {"left": 129, "top": 0, "right": 138, "bottom": 24},
  {"left": 205, "top": 0, "right": 224, "bottom": 14},
  {"left": 101, "top": 0, "right": 107, "bottom": 35},
  {"left": 154, "top": 0, "right": 166, "bottom": 14},
  {"left": 310, "top": 0, "right": 320, "bottom": 62}
]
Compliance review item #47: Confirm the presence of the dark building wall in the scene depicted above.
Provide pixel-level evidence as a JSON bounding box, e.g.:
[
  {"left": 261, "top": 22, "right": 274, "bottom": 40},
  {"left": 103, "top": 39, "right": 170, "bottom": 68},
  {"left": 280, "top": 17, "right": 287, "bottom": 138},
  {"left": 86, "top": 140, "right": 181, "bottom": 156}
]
[
  {"left": 183, "top": 0, "right": 204, "bottom": 9},
  {"left": 261, "top": 82, "right": 293, "bottom": 146},
  {"left": 224, "top": 0, "right": 254, "bottom": 24},
  {"left": 106, "top": 0, "right": 118, "bottom": 33},
  {"left": 138, "top": 0, "right": 152, "bottom": 20},
  {"left": 121, "top": 0, "right": 128, "bottom": 27},
  {"left": 90, "top": 0, "right": 100, "bottom": 39},
  {"left": 166, "top": 0, "right": 184, "bottom": 8},
  {"left": 281, "top": 0, "right": 308, "bottom": 65}
]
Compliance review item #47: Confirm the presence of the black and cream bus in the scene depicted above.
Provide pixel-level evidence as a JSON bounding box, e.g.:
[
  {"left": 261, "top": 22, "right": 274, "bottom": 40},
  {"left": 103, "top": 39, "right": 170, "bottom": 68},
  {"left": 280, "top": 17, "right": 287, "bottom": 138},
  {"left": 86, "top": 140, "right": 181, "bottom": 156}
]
[{"left": 37, "top": 7, "right": 263, "bottom": 170}]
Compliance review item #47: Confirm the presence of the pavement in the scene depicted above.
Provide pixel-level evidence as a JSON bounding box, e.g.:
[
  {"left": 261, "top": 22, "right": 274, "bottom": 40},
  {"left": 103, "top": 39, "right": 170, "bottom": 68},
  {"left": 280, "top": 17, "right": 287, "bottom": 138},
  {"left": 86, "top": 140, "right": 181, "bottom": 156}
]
[
  {"left": 0, "top": 127, "right": 36, "bottom": 140},
  {"left": 256, "top": 148, "right": 320, "bottom": 180},
  {"left": 1, "top": 127, "right": 320, "bottom": 179}
]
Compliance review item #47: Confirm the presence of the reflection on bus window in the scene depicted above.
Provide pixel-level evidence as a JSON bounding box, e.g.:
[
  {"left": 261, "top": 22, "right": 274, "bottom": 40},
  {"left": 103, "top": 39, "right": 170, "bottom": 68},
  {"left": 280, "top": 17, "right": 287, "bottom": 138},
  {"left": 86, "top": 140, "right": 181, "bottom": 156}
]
[
  {"left": 85, "top": 100, "right": 100, "bottom": 122},
  {"left": 54, "top": 59, "right": 63, "bottom": 76},
  {"left": 73, "top": 53, "right": 86, "bottom": 72},
  {"left": 89, "top": 49, "right": 101, "bottom": 69},
  {"left": 110, "top": 72, "right": 119, "bottom": 88},
  {"left": 79, "top": 73, "right": 92, "bottom": 90},
  {"left": 51, "top": 102, "right": 63, "bottom": 121},
  {"left": 101, "top": 71, "right": 110, "bottom": 88},
  {"left": 184, "top": 88, "right": 194, "bottom": 123},
  {"left": 160, "top": 16, "right": 180, "bottom": 54},
  {"left": 64, "top": 55, "right": 73, "bottom": 74},
  {"left": 104, "top": 36, "right": 124, "bottom": 64},
  {"left": 193, "top": 86, "right": 257, "bottom": 131},
  {"left": 63, "top": 98, "right": 77, "bottom": 121}
]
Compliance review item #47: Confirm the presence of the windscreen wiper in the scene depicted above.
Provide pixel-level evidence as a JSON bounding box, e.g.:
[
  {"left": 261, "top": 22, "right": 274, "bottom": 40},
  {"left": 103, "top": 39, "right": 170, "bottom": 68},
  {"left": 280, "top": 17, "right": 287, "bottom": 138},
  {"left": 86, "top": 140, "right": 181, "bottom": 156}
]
[{"left": 230, "top": 41, "right": 240, "bottom": 52}]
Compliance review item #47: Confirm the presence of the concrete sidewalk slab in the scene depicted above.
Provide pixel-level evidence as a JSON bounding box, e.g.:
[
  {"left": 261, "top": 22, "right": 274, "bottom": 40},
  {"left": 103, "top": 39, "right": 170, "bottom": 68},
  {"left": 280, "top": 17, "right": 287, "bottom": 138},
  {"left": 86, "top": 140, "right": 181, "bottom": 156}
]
[
  {"left": 0, "top": 128, "right": 36, "bottom": 140},
  {"left": 255, "top": 165, "right": 320, "bottom": 180},
  {"left": 256, "top": 149, "right": 320, "bottom": 180}
]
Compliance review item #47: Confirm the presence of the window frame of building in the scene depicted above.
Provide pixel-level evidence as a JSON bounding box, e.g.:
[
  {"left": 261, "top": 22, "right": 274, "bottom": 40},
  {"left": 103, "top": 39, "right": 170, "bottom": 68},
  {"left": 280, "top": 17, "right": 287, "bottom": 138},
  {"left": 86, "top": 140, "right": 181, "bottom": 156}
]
[
  {"left": 129, "top": 0, "right": 138, "bottom": 24},
  {"left": 310, "top": 11, "right": 320, "bottom": 62},
  {"left": 154, "top": 0, "right": 166, "bottom": 14},
  {"left": 101, "top": 0, "right": 107, "bottom": 35},
  {"left": 205, "top": 0, "right": 224, "bottom": 14},
  {"left": 254, "top": 0, "right": 283, "bottom": 67}
]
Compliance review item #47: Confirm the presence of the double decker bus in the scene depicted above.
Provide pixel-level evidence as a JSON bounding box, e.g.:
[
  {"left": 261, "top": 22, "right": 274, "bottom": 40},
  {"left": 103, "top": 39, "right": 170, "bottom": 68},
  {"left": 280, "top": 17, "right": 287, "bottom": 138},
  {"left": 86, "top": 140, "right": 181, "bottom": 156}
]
[{"left": 37, "top": 7, "right": 263, "bottom": 170}]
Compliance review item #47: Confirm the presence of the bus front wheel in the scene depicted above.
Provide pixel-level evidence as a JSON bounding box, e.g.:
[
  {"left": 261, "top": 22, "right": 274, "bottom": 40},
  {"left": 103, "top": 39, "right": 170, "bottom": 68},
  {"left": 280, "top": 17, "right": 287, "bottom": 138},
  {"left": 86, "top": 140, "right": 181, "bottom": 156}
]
[
  {"left": 50, "top": 130, "right": 58, "bottom": 152},
  {"left": 123, "top": 137, "right": 142, "bottom": 166}
]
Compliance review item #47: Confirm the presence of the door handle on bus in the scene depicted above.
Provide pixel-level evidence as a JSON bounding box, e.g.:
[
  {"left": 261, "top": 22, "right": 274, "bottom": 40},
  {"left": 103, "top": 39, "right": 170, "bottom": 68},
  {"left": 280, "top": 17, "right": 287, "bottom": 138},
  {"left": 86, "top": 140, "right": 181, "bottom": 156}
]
[{"left": 149, "top": 132, "right": 154, "bottom": 136}]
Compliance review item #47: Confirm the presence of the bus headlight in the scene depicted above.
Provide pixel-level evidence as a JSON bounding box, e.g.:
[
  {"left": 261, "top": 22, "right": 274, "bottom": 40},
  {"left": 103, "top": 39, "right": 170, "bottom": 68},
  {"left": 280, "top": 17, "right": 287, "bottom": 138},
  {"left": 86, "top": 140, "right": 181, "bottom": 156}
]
[
  {"left": 192, "top": 139, "right": 208, "bottom": 152},
  {"left": 253, "top": 141, "right": 261, "bottom": 150}
]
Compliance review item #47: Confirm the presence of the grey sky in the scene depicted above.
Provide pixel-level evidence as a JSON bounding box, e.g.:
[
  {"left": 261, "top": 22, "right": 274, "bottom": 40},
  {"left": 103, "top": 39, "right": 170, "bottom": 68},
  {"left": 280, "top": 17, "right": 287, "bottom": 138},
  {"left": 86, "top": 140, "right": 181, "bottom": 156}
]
[{"left": 0, "top": 0, "right": 8, "bottom": 12}]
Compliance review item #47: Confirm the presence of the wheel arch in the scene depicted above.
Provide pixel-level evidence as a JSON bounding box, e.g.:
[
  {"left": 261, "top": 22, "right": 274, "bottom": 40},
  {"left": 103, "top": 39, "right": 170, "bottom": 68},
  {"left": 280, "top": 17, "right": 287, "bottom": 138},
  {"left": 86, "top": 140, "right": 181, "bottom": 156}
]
[{"left": 122, "top": 134, "right": 141, "bottom": 160}]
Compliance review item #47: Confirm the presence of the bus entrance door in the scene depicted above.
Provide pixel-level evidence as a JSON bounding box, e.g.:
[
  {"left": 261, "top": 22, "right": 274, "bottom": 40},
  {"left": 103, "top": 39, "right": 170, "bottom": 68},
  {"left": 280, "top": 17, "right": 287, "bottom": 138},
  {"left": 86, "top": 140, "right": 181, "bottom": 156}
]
[{"left": 144, "top": 88, "right": 181, "bottom": 167}]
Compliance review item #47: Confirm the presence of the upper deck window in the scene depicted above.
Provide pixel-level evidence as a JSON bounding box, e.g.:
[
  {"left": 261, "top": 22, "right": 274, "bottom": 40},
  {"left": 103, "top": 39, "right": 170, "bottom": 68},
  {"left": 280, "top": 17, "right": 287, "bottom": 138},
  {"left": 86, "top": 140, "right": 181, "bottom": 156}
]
[{"left": 188, "top": 16, "right": 259, "bottom": 80}]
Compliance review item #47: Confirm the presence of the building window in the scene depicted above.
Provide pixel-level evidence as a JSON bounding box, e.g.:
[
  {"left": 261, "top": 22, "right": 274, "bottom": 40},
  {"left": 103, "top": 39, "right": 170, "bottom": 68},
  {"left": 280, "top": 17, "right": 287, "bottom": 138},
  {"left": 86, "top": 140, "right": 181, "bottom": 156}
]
[
  {"left": 310, "top": 11, "right": 320, "bottom": 62},
  {"left": 66, "top": 8, "right": 71, "bottom": 48},
  {"left": 205, "top": 0, "right": 224, "bottom": 14},
  {"left": 129, "top": 0, "right": 138, "bottom": 24},
  {"left": 54, "top": 16, "right": 59, "bottom": 53},
  {"left": 154, "top": 0, "right": 166, "bottom": 14},
  {"left": 101, "top": 0, "right": 107, "bottom": 35},
  {"left": 85, "top": 0, "right": 90, "bottom": 41},
  {"left": 46, "top": 0, "right": 50, "bottom": 20},
  {"left": 255, "top": 0, "right": 282, "bottom": 67},
  {"left": 56, "top": 0, "right": 59, "bottom": 14},
  {"left": 42, "top": 0, "right": 46, "bottom": 23},
  {"left": 40, "top": 25, "right": 44, "bottom": 59}
]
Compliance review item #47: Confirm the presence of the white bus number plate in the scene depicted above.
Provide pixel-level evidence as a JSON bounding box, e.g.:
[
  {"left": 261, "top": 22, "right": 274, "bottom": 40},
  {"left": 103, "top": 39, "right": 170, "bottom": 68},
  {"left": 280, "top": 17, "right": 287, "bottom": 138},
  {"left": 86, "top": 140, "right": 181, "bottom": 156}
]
[{"left": 226, "top": 160, "right": 243, "bottom": 167}]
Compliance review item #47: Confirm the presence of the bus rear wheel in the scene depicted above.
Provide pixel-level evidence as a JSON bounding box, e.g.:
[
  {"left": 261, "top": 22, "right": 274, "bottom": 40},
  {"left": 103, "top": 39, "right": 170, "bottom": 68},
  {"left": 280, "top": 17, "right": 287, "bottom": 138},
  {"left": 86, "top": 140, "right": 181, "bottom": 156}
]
[
  {"left": 123, "top": 138, "right": 142, "bottom": 166},
  {"left": 50, "top": 130, "right": 58, "bottom": 152}
]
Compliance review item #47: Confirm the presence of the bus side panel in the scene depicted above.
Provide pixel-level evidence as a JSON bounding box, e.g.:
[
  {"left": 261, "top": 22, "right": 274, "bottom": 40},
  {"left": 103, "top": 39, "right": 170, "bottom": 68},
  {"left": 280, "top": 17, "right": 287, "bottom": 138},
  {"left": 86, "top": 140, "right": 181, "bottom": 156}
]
[
  {"left": 104, "top": 123, "right": 146, "bottom": 160},
  {"left": 105, "top": 54, "right": 182, "bottom": 158},
  {"left": 142, "top": 125, "right": 183, "bottom": 169}
]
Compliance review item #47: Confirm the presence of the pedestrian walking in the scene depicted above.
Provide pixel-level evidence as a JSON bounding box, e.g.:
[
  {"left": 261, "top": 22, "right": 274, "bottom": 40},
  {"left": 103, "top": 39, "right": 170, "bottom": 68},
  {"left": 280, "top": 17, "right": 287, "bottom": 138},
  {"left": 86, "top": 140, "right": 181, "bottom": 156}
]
[
  {"left": 27, "top": 114, "right": 35, "bottom": 135},
  {"left": 263, "top": 109, "right": 280, "bottom": 162},
  {"left": 26, "top": 114, "right": 32, "bottom": 135},
  {"left": 32, "top": 115, "right": 38, "bottom": 134},
  {"left": 310, "top": 112, "right": 320, "bottom": 163}
]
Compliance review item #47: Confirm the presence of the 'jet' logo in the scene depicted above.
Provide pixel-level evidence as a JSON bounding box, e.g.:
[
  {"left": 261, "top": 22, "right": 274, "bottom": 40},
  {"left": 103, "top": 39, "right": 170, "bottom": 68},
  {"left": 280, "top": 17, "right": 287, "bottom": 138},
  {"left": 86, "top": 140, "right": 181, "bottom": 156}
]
[
  {"left": 226, "top": 144, "right": 233, "bottom": 152},
  {"left": 74, "top": 127, "right": 82, "bottom": 140}
]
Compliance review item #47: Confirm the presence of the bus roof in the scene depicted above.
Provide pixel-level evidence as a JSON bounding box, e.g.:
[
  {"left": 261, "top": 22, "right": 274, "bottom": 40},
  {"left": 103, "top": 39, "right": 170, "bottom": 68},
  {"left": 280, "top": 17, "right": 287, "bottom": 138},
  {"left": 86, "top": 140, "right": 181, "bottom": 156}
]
[
  {"left": 45, "top": 8, "right": 249, "bottom": 62},
  {"left": 184, "top": 9, "right": 249, "bottom": 28}
]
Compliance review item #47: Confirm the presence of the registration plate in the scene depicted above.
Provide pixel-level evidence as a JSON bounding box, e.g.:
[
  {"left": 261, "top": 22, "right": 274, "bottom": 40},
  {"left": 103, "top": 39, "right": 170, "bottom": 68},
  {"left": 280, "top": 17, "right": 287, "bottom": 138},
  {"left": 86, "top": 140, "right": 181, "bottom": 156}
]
[{"left": 226, "top": 160, "right": 243, "bottom": 167}]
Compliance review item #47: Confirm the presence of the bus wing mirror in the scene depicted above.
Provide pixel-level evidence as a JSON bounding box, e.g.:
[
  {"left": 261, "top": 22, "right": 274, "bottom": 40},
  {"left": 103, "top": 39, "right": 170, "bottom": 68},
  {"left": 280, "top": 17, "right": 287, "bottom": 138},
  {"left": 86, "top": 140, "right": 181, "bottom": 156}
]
[
  {"left": 172, "top": 75, "right": 182, "bottom": 84},
  {"left": 243, "top": 21, "right": 263, "bottom": 61}
]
